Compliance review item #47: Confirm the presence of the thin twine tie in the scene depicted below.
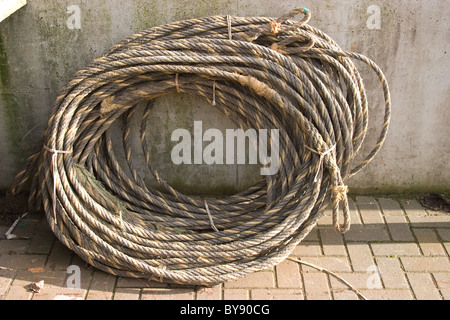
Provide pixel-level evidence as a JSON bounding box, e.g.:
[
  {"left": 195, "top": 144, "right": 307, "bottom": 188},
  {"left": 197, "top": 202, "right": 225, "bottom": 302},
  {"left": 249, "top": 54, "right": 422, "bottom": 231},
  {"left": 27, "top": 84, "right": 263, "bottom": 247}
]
[
  {"left": 204, "top": 200, "right": 219, "bottom": 232},
  {"left": 226, "top": 15, "right": 232, "bottom": 40},
  {"left": 305, "top": 144, "right": 336, "bottom": 182},
  {"left": 43, "top": 145, "right": 72, "bottom": 224},
  {"left": 212, "top": 80, "right": 217, "bottom": 106},
  {"left": 175, "top": 73, "right": 180, "bottom": 93}
]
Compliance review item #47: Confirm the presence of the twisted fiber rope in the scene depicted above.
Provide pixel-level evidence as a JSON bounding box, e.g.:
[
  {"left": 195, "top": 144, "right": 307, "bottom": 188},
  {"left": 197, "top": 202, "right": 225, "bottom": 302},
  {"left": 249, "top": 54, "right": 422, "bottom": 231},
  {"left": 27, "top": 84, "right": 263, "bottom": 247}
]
[{"left": 11, "top": 8, "right": 391, "bottom": 286}]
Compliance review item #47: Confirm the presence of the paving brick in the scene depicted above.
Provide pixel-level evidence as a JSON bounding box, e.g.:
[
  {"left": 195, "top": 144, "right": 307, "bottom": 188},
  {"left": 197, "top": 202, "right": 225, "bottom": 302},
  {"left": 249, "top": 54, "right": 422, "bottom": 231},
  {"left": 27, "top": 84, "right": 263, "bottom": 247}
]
[
  {"left": 443, "top": 243, "right": 450, "bottom": 255},
  {"left": 402, "top": 200, "right": 450, "bottom": 227},
  {"left": 376, "top": 198, "right": 415, "bottom": 241},
  {"left": 300, "top": 256, "right": 351, "bottom": 273},
  {"left": 344, "top": 227, "right": 390, "bottom": 242},
  {"left": 196, "top": 285, "right": 222, "bottom": 300},
  {"left": 437, "top": 228, "right": 450, "bottom": 241},
  {"left": 116, "top": 276, "right": 168, "bottom": 288},
  {"left": 376, "top": 257, "right": 408, "bottom": 289},
  {"left": 33, "top": 286, "right": 86, "bottom": 300},
  {"left": 371, "top": 242, "right": 421, "bottom": 257},
  {"left": 384, "top": 215, "right": 415, "bottom": 241},
  {"left": 407, "top": 273, "right": 441, "bottom": 300},
  {"left": 346, "top": 243, "right": 374, "bottom": 272},
  {"left": 46, "top": 240, "right": 73, "bottom": 271},
  {"left": 7, "top": 273, "right": 32, "bottom": 289},
  {"left": 348, "top": 198, "right": 363, "bottom": 227},
  {"left": 317, "top": 208, "right": 333, "bottom": 227},
  {"left": 378, "top": 198, "right": 404, "bottom": 216},
  {"left": 401, "top": 200, "right": 427, "bottom": 216},
  {"left": 0, "top": 254, "right": 47, "bottom": 270},
  {"left": 0, "top": 239, "right": 31, "bottom": 255},
  {"left": 113, "top": 288, "right": 141, "bottom": 300},
  {"left": 251, "top": 288, "right": 303, "bottom": 300},
  {"left": 7, "top": 269, "right": 71, "bottom": 300},
  {"left": 329, "top": 272, "right": 375, "bottom": 290},
  {"left": 356, "top": 197, "right": 384, "bottom": 226},
  {"left": 14, "top": 269, "right": 67, "bottom": 287},
  {"left": 0, "top": 268, "right": 16, "bottom": 297},
  {"left": 291, "top": 242, "right": 322, "bottom": 257},
  {"left": 432, "top": 273, "right": 450, "bottom": 289},
  {"left": 413, "top": 228, "right": 447, "bottom": 256},
  {"left": 224, "top": 271, "right": 275, "bottom": 288},
  {"left": 141, "top": 288, "right": 194, "bottom": 300},
  {"left": 223, "top": 289, "right": 248, "bottom": 300},
  {"left": 275, "top": 259, "right": 301, "bottom": 288},
  {"left": 401, "top": 257, "right": 450, "bottom": 272},
  {"left": 320, "top": 229, "right": 346, "bottom": 256},
  {"left": 332, "top": 289, "right": 360, "bottom": 300},
  {"left": 302, "top": 272, "right": 330, "bottom": 300},
  {"left": 27, "top": 219, "right": 54, "bottom": 254},
  {"left": 408, "top": 215, "right": 450, "bottom": 228},
  {"left": 3, "top": 284, "right": 33, "bottom": 300},
  {"left": 365, "top": 265, "right": 383, "bottom": 289},
  {"left": 356, "top": 197, "right": 378, "bottom": 205},
  {"left": 86, "top": 270, "right": 115, "bottom": 300},
  {"left": 358, "top": 289, "right": 413, "bottom": 300},
  {"left": 86, "top": 289, "right": 113, "bottom": 300},
  {"left": 440, "top": 288, "right": 450, "bottom": 300}
]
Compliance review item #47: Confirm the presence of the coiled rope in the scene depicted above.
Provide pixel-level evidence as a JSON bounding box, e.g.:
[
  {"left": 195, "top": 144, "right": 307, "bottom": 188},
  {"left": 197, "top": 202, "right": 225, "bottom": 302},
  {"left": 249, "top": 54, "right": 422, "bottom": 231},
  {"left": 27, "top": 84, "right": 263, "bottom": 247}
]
[{"left": 11, "top": 8, "right": 391, "bottom": 286}]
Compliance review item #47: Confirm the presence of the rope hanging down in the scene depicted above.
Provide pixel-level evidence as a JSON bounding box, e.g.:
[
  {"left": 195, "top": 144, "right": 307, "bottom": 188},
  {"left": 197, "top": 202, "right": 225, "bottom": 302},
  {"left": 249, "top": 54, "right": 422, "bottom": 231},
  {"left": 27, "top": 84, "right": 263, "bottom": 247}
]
[{"left": 11, "top": 8, "right": 391, "bottom": 286}]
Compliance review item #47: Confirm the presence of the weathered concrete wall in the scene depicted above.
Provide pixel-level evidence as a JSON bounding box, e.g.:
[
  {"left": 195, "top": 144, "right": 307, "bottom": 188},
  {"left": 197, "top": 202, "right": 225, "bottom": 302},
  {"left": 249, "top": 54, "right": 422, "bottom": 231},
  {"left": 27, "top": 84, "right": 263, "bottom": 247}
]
[{"left": 0, "top": 0, "right": 448, "bottom": 194}]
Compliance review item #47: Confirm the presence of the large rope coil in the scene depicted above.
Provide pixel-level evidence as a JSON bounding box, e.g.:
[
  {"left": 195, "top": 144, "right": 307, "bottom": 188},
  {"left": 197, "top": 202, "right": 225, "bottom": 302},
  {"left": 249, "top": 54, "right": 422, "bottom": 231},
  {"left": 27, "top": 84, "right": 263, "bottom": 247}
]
[{"left": 11, "top": 8, "right": 391, "bottom": 285}]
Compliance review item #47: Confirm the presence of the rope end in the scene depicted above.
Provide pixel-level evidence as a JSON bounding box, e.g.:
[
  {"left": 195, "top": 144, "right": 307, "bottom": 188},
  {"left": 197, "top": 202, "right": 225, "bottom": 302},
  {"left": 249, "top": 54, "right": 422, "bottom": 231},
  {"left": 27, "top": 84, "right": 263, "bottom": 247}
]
[
  {"left": 269, "top": 20, "right": 282, "bottom": 34},
  {"left": 332, "top": 185, "right": 351, "bottom": 233}
]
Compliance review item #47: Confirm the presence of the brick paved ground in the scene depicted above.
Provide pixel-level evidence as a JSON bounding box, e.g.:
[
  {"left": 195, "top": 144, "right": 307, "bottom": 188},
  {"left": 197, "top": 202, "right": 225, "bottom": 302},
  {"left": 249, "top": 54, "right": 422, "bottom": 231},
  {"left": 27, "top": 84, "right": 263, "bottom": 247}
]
[{"left": 0, "top": 197, "right": 449, "bottom": 300}]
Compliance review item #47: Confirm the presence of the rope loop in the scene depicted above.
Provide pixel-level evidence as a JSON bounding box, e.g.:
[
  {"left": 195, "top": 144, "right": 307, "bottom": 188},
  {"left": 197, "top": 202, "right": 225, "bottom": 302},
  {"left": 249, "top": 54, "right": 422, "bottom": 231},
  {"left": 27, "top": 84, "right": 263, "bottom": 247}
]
[
  {"left": 275, "top": 7, "right": 311, "bottom": 29},
  {"left": 332, "top": 185, "right": 351, "bottom": 233},
  {"left": 235, "top": 7, "right": 312, "bottom": 44}
]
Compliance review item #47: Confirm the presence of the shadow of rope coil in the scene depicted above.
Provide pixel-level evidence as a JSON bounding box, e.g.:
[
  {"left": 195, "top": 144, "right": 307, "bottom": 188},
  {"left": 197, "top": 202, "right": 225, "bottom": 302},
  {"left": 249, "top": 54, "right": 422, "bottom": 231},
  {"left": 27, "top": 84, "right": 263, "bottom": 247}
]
[{"left": 11, "top": 8, "right": 391, "bottom": 286}]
